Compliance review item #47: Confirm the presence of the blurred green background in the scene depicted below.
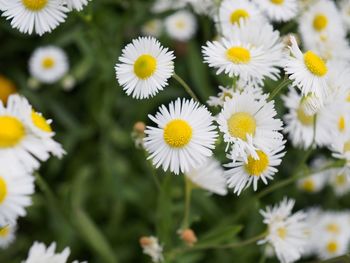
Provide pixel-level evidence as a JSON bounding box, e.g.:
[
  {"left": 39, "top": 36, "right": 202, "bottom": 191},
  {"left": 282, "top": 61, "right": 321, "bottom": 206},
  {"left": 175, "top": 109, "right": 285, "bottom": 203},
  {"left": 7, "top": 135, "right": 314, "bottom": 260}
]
[{"left": 0, "top": 0, "right": 348, "bottom": 262}]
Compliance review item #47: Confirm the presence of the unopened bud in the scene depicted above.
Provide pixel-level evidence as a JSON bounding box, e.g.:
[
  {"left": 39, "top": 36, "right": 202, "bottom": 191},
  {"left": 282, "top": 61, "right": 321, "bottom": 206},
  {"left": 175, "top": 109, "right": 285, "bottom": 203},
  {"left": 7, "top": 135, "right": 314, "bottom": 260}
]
[
  {"left": 180, "top": 228, "right": 197, "bottom": 246},
  {"left": 0, "top": 75, "right": 16, "bottom": 104}
]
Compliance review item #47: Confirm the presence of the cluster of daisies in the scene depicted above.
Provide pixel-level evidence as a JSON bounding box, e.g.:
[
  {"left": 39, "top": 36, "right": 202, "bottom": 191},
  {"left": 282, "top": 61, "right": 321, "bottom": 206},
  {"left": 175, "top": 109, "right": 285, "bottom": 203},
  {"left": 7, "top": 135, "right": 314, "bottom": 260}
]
[
  {"left": 0, "top": 0, "right": 90, "bottom": 35},
  {"left": 115, "top": 0, "right": 350, "bottom": 262}
]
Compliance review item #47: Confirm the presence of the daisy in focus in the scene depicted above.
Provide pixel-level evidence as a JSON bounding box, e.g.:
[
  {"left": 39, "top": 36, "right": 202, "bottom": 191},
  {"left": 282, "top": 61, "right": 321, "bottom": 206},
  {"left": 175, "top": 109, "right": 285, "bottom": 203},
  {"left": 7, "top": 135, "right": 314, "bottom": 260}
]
[
  {"left": 217, "top": 92, "right": 283, "bottom": 160},
  {"left": 164, "top": 10, "right": 197, "bottom": 42},
  {"left": 259, "top": 198, "right": 308, "bottom": 263},
  {"left": 225, "top": 139, "right": 285, "bottom": 195},
  {"left": 253, "top": 0, "right": 298, "bottom": 22},
  {"left": 144, "top": 98, "right": 218, "bottom": 175},
  {"left": 185, "top": 157, "right": 227, "bottom": 196},
  {"left": 0, "top": 0, "right": 68, "bottom": 35},
  {"left": 0, "top": 222, "right": 16, "bottom": 249},
  {"left": 285, "top": 36, "right": 329, "bottom": 100},
  {"left": 203, "top": 20, "right": 285, "bottom": 87},
  {"left": 115, "top": 37, "right": 175, "bottom": 99},
  {"left": 29, "top": 46, "right": 69, "bottom": 84}
]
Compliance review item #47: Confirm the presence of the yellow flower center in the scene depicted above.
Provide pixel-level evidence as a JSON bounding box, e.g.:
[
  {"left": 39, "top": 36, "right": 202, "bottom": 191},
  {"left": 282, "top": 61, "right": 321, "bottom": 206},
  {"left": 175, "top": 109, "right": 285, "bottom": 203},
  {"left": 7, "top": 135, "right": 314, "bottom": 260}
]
[
  {"left": 270, "top": 0, "right": 284, "bottom": 5},
  {"left": 313, "top": 14, "right": 328, "bottom": 32},
  {"left": 222, "top": 92, "right": 233, "bottom": 100},
  {"left": 22, "top": 0, "right": 48, "bottom": 11},
  {"left": 134, "top": 54, "right": 157, "bottom": 79},
  {"left": 326, "top": 241, "right": 338, "bottom": 254},
  {"left": 226, "top": 47, "right": 251, "bottom": 64},
  {"left": 31, "top": 111, "right": 52, "bottom": 133},
  {"left": 303, "top": 51, "right": 328, "bottom": 77},
  {"left": 346, "top": 92, "right": 350, "bottom": 102},
  {"left": 277, "top": 227, "right": 287, "bottom": 239},
  {"left": 344, "top": 140, "right": 350, "bottom": 152},
  {"left": 338, "top": 116, "right": 346, "bottom": 132},
  {"left": 0, "top": 176, "right": 7, "bottom": 204},
  {"left": 335, "top": 174, "right": 347, "bottom": 186},
  {"left": 326, "top": 223, "right": 340, "bottom": 234},
  {"left": 245, "top": 150, "right": 269, "bottom": 176},
  {"left": 0, "top": 76, "right": 16, "bottom": 104},
  {"left": 297, "top": 107, "right": 314, "bottom": 126},
  {"left": 301, "top": 179, "right": 315, "bottom": 192},
  {"left": 0, "top": 226, "right": 9, "bottom": 237},
  {"left": 0, "top": 116, "right": 25, "bottom": 148},
  {"left": 163, "top": 119, "right": 192, "bottom": 148},
  {"left": 175, "top": 20, "right": 186, "bottom": 29},
  {"left": 230, "top": 9, "right": 250, "bottom": 25},
  {"left": 227, "top": 112, "right": 256, "bottom": 141},
  {"left": 42, "top": 57, "right": 55, "bottom": 69}
]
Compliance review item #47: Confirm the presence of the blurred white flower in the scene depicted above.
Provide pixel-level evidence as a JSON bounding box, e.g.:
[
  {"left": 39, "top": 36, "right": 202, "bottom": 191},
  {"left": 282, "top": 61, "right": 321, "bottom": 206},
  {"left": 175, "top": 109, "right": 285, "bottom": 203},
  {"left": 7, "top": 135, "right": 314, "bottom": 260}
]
[{"left": 164, "top": 10, "right": 197, "bottom": 41}]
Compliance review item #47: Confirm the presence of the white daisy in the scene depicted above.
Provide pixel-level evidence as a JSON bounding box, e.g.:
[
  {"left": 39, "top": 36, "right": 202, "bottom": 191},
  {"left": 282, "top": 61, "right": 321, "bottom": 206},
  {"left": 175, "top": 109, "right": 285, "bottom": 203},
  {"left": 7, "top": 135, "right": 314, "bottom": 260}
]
[
  {"left": 144, "top": 98, "right": 218, "bottom": 175},
  {"left": 0, "top": 95, "right": 63, "bottom": 174},
  {"left": 339, "top": 0, "right": 350, "bottom": 30},
  {"left": 0, "top": 0, "right": 68, "bottom": 35},
  {"left": 185, "top": 157, "right": 227, "bottom": 196},
  {"left": 207, "top": 86, "right": 235, "bottom": 108},
  {"left": 139, "top": 236, "right": 164, "bottom": 263},
  {"left": 217, "top": 92, "right": 283, "bottom": 161},
  {"left": 23, "top": 241, "right": 85, "bottom": 263},
  {"left": 225, "top": 140, "right": 285, "bottom": 195},
  {"left": 328, "top": 168, "right": 350, "bottom": 196},
  {"left": 253, "top": 0, "right": 298, "bottom": 22},
  {"left": 164, "top": 10, "right": 197, "bottom": 42},
  {"left": 0, "top": 222, "right": 16, "bottom": 249},
  {"left": 115, "top": 37, "right": 175, "bottom": 99},
  {"left": 285, "top": 36, "right": 329, "bottom": 100},
  {"left": 217, "top": 0, "right": 265, "bottom": 37},
  {"left": 0, "top": 167, "right": 34, "bottom": 224},
  {"left": 29, "top": 46, "right": 69, "bottom": 84},
  {"left": 259, "top": 198, "right": 308, "bottom": 263},
  {"left": 141, "top": 19, "right": 163, "bottom": 37},
  {"left": 151, "top": 0, "right": 186, "bottom": 13},
  {"left": 185, "top": 0, "right": 216, "bottom": 16},
  {"left": 203, "top": 20, "right": 285, "bottom": 87},
  {"left": 63, "top": 0, "right": 89, "bottom": 11}
]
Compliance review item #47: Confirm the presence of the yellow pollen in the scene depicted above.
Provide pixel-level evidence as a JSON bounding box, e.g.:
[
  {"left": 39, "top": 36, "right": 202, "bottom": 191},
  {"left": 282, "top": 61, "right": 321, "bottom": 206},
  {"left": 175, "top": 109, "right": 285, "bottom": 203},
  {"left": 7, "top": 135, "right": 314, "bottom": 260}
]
[
  {"left": 277, "top": 227, "right": 287, "bottom": 239},
  {"left": 226, "top": 47, "right": 251, "bottom": 64},
  {"left": 163, "top": 119, "right": 192, "bottom": 148},
  {"left": 303, "top": 51, "right": 328, "bottom": 77},
  {"left": 335, "top": 174, "right": 347, "bottom": 186},
  {"left": 230, "top": 9, "right": 250, "bottom": 25},
  {"left": 42, "top": 57, "right": 55, "bottom": 69},
  {"left": 0, "top": 76, "right": 16, "bottom": 104},
  {"left": 313, "top": 14, "right": 328, "bottom": 31},
  {"left": 175, "top": 21, "right": 186, "bottom": 29},
  {"left": 134, "top": 54, "right": 157, "bottom": 79},
  {"left": 245, "top": 150, "right": 269, "bottom": 176},
  {"left": 326, "top": 223, "right": 340, "bottom": 234},
  {"left": 31, "top": 111, "right": 52, "bottom": 133},
  {"left": 0, "top": 226, "right": 9, "bottom": 237},
  {"left": 338, "top": 116, "right": 346, "bottom": 132},
  {"left": 301, "top": 179, "right": 315, "bottom": 192},
  {"left": 326, "top": 241, "right": 338, "bottom": 254},
  {"left": 270, "top": 0, "right": 284, "bottom": 4},
  {"left": 222, "top": 92, "right": 233, "bottom": 100},
  {"left": 0, "top": 116, "right": 25, "bottom": 148},
  {"left": 22, "top": 0, "right": 48, "bottom": 11},
  {"left": 297, "top": 107, "right": 314, "bottom": 126},
  {"left": 0, "top": 177, "right": 7, "bottom": 204},
  {"left": 227, "top": 112, "right": 256, "bottom": 141}
]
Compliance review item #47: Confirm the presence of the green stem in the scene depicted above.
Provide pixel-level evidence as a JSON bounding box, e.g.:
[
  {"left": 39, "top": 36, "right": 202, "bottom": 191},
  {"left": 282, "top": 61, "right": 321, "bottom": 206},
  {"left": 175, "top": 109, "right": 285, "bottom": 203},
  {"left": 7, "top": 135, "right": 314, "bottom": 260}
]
[
  {"left": 268, "top": 78, "right": 292, "bottom": 101},
  {"left": 144, "top": 152, "right": 161, "bottom": 191},
  {"left": 173, "top": 73, "right": 200, "bottom": 102},
  {"left": 182, "top": 177, "right": 193, "bottom": 228}
]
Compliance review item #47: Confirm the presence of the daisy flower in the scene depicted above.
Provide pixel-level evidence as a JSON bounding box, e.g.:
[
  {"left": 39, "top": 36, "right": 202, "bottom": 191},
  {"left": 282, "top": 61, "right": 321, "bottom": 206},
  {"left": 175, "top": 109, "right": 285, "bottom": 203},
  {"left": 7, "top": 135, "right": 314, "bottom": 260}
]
[
  {"left": 0, "top": 75, "right": 16, "bottom": 104},
  {"left": 0, "top": 94, "right": 64, "bottom": 174},
  {"left": 151, "top": 0, "right": 186, "bottom": 14},
  {"left": 144, "top": 98, "right": 218, "bottom": 175},
  {"left": 225, "top": 140, "right": 285, "bottom": 195},
  {"left": 207, "top": 86, "right": 235, "bottom": 108},
  {"left": 217, "top": 92, "right": 283, "bottom": 161},
  {"left": 141, "top": 19, "right": 163, "bottom": 37},
  {"left": 217, "top": 0, "right": 265, "bottom": 37},
  {"left": 63, "top": 0, "right": 89, "bottom": 11},
  {"left": 23, "top": 241, "right": 86, "bottom": 263},
  {"left": 0, "top": 222, "right": 16, "bottom": 249},
  {"left": 259, "top": 198, "right": 308, "bottom": 263},
  {"left": 185, "top": 157, "right": 227, "bottom": 196},
  {"left": 202, "top": 20, "right": 285, "bottom": 87},
  {"left": 0, "top": 0, "right": 68, "bottom": 35},
  {"left": 339, "top": 0, "right": 350, "bottom": 30},
  {"left": 164, "top": 10, "right": 197, "bottom": 42},
  {"left": 253, "top": 0, "right": 298, "bottom": 22},
  {"left": 0, "top": 167, "right": 34, "bottom": 224},
  {"left": 285, "top": 36, "right": 329, "bottom": 100},
  {"left": 139, "top": 236, "right": 163, "bottom": 263},
  {"left": 115, "top": 37, "right": 175, "bottom": 99},
  {"left": 328, "top": 168, "right": 350, "bottom": 196},
  {"left": 29, "top": 46, "right": 69, "bottom": 84}
]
